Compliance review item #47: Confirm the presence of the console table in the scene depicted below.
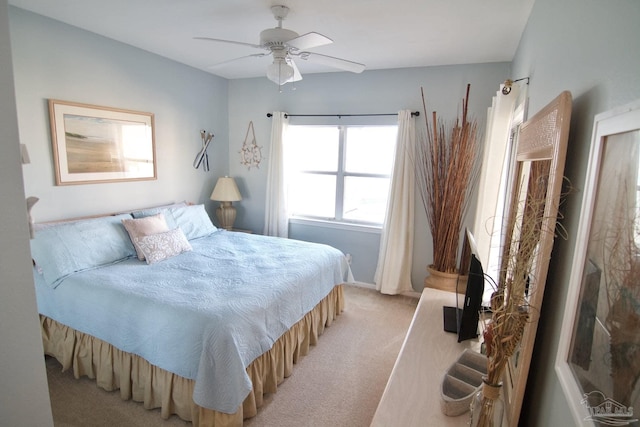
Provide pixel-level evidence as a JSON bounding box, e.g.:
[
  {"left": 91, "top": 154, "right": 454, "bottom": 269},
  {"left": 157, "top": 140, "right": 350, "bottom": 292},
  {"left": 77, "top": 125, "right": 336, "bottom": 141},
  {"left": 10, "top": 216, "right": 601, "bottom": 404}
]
[{"left": 371, "top": 287, "right": 483, "bottom": 426}]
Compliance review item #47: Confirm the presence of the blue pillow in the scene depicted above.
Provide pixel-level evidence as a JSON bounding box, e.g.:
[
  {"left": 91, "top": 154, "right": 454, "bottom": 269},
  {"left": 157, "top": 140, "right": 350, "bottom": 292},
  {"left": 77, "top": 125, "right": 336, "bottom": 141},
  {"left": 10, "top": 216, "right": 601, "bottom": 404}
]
[
  {"left": 131, "top": 207, "right": 179, "bottom": 229},
  {"left": 30, "top": 214, "right": 136, "bottom": 288},
  {"left": 169, "top": 204, "right": 217, "bottom": 240},
  {"left": 133, "top": 204, "right": 217, "bottom": 240}
]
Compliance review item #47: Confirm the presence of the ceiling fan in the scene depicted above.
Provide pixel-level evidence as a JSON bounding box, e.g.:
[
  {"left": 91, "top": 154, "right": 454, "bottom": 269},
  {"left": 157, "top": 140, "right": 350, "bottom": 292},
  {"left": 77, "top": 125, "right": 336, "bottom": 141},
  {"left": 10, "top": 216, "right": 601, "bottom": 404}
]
[{"left": 195, "top": 5, "right": 365, "bottom": 86}]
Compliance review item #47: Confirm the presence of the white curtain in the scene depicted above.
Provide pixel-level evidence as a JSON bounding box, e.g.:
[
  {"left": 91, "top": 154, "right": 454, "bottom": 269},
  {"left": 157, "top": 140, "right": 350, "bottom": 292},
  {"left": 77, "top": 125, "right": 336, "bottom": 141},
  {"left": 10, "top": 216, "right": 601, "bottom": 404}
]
[
  {"left": 374, "top": 110, "right": 415, "bottom": 295},
  {"left": 263, "top": 112, "right": 289, "bottom": 237},
  {"left": 472, "top": 84, "right": 521, "bottom": 272}
]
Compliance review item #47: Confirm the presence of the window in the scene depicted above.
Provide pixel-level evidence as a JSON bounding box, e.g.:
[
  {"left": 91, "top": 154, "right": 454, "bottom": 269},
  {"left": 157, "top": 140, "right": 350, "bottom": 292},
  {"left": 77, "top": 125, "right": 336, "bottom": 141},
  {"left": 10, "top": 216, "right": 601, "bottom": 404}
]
[{"left": 286, "top": 125, "right": 398, "bottom": 225}]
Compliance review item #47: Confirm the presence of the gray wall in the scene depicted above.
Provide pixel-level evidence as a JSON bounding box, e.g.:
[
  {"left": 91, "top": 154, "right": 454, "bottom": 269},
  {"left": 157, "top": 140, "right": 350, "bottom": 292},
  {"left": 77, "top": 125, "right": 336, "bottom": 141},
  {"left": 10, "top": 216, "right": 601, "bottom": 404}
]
[
  {"left": 8, "top": 7, "right": 510, "bottom": 287},
  {"left": 227, "top": 64, "right": 510, "bottom": 284},
  {"left": 512, "top": 0, "right": 640, "bottom": 425},
  {"left": 0, "top": 0, "right": 53, "bottom": 424},
  {"left": 9, "top": 7, "right": 229, "bottom": 222}
]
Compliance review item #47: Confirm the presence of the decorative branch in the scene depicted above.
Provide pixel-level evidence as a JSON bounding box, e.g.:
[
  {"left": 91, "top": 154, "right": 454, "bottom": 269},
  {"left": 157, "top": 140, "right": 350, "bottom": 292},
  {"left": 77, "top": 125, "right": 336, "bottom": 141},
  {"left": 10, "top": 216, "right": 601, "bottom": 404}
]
[
  {"left": 416, "top": 84, "right": 481, "bottom": 273},
  {"left": 476, "top": 170, "right": 566, "bottom": 426}
]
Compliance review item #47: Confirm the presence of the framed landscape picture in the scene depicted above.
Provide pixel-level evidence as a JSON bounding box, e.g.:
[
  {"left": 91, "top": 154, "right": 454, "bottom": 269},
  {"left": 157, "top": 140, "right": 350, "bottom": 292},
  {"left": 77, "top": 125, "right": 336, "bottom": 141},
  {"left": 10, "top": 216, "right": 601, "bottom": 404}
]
[{"left": 48, "top": 99, "right": 156, "bottom": 185}]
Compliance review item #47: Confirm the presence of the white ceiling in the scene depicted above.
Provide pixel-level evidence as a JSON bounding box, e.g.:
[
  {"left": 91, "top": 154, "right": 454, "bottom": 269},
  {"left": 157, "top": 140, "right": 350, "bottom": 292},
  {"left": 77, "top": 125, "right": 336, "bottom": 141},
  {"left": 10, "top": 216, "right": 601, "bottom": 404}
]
[{"left": 9, "top": 0, "right": 535, "bottom": 80}]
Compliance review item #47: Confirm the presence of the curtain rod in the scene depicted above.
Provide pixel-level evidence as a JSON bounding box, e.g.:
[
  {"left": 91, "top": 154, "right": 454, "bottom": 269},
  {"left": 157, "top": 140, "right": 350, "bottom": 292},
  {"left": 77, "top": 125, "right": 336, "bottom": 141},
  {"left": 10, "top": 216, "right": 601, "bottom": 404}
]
[
  {"left": 266, "top": 112, "right": 420, "bottom": 118},
  {"left": 501, "top": 76, "right": 530, "bottom": 95}
]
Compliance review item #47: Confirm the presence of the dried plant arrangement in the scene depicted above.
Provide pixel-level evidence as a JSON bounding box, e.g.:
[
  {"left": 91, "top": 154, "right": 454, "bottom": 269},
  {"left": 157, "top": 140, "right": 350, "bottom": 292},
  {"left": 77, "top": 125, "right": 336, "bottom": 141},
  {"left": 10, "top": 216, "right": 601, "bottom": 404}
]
[
  {"left": 473, "top": 205, "right": 540, "bottom": 425},
  {"left": 475, "top": 165, "right": 565, "bottom": 426},
  {"left": 416, "top": 84, "right": 481, "bottom": 276}
]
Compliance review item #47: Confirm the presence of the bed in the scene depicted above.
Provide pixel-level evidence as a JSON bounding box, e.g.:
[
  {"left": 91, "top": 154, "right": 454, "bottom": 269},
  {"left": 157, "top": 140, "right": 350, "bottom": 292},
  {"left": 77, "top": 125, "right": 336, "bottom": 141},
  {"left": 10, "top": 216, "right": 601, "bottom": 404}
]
[{"left": 31, "top": 203, "right": 352, "bottom": 426}]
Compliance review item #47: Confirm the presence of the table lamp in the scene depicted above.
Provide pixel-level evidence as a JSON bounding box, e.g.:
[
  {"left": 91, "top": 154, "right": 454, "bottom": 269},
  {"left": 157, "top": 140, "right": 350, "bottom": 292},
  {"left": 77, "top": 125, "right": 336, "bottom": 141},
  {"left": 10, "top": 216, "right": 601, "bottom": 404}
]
[{"left": 210, "top": 176, "right": 242, "bottom": 230}]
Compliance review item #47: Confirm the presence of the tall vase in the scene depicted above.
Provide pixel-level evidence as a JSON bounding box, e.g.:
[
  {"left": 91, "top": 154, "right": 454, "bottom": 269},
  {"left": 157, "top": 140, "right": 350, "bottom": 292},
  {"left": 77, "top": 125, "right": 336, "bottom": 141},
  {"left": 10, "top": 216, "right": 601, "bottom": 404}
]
[
  {"left": 469, "top": 379, "right": 504, "bottom": 427},
  {"left": 424, "top": 266, "right": 467, "bottom": 293}
]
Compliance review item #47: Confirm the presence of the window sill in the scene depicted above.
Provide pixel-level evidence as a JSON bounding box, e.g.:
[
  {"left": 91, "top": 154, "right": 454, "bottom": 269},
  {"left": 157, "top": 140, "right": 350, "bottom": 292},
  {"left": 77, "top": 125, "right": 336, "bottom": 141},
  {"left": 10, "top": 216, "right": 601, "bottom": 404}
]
[{"left": 289, "top": 217, "right": 382, "bottom": 234}]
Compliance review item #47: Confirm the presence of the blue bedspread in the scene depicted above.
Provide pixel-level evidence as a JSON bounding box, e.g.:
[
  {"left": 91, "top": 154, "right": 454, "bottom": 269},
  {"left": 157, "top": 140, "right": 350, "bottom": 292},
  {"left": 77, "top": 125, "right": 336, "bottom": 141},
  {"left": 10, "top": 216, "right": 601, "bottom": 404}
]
[{"left": 34, "top": 230, "right": 352, "bottom": 413}]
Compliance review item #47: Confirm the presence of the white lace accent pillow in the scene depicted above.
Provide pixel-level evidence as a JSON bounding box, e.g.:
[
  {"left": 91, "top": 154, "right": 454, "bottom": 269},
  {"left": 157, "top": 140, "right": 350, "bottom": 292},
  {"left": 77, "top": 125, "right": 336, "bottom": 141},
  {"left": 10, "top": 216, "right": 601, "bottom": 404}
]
[
  {"left": 122, "top": 213, "right": 170, "bottom": 260},
  {"left": 134, "top": 228, "right": 192, "bottom": 264}
]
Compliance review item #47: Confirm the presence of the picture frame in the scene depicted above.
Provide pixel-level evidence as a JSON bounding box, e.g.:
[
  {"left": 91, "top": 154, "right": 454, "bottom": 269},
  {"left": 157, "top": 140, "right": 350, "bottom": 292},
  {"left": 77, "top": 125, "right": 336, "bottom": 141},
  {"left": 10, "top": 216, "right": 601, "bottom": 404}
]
[
  {"left": 556, "top": 99, "right": 640, "bottom": 426},
  {"left": 48, "top": 99, "right": 156, "bottom": 185}
]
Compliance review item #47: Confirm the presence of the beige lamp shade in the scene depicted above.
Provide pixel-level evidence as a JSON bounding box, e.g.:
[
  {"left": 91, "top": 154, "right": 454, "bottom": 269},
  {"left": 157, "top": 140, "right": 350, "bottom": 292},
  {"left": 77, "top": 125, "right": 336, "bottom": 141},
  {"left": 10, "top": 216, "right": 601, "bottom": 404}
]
[
  {"left": 210, "top": 177, "right": 241, "bottom": 230},
  {"left": 210, "top": 176, "right": 242, "bottom": 202}
]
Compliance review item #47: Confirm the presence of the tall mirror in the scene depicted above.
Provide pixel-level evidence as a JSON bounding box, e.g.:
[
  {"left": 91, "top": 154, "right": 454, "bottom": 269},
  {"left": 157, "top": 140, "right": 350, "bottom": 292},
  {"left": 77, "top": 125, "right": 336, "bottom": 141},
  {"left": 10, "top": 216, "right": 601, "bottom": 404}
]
[
  {"left": 498, "top": 91, "right": 572, "bottom": 426},
  {"left": 556, "top": 99, "right": 640, "bottom": 425}
]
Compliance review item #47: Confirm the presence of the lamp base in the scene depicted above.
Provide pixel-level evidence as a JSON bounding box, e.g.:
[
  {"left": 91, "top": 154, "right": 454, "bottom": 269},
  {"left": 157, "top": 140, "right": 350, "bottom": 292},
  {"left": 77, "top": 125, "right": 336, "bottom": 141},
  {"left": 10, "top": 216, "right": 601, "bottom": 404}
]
[{"left": 216, "top": 201, "right": 237, "bottom": 230}]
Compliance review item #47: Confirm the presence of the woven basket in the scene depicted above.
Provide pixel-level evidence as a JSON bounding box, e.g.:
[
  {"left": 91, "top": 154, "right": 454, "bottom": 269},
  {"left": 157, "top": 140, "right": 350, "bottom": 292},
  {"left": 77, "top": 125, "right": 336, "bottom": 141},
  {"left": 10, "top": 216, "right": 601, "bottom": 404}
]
[{"left": 440, "top": 349, "right": 487, "bottom": 416}]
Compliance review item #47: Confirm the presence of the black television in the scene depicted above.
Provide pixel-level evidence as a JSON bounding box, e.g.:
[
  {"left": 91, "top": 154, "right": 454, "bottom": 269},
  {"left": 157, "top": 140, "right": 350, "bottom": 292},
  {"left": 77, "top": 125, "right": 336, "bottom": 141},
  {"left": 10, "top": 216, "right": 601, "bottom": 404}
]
[{"left": 443, "top": 229, "right": 485, "bottom": 343}]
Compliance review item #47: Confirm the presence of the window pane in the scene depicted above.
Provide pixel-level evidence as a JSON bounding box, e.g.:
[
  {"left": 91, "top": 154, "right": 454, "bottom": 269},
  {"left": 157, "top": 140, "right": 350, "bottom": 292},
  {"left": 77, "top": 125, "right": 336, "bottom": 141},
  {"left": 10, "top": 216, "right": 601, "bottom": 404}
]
[
  {"left": 287, "top": 126, "right": 339, "bottom": 172},
  {"left": 343, "top": 176, "right": 390, "bottom": 223},
  {"left": 288, "top": 173, "right": 336, "bottom": 218},
  {"left": 345, "top": 126, "right": 397, "bottom": 174}
]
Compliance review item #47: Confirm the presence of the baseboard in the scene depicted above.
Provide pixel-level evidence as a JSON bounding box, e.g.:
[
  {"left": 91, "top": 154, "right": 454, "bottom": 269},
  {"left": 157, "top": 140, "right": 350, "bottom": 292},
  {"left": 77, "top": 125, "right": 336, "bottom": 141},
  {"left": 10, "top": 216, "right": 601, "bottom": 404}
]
[
  {"left": 348, "top": 281, "right": 376, "bottom": 290},
  {"left": 346, "top": 281, "right": 421, "bottom": 299}
]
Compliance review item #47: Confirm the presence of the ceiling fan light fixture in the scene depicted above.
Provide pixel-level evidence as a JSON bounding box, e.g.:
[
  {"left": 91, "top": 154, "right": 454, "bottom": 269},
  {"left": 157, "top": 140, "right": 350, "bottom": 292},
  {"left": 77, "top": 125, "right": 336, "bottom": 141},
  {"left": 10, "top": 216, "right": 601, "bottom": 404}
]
[
  {"left": 196, "top": 5, "right": 365, "bottom": 85},
  {"left": 266, "top": 58, "right": 295, "bottom": 85}
]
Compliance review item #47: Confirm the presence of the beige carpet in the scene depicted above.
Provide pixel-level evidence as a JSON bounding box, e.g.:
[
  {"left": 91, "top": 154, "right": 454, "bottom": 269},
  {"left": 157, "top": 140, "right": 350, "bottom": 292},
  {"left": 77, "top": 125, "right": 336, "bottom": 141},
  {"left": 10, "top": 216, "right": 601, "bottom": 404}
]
[{"left": 46, "top": 284, "right": 418, "bottom": 426}]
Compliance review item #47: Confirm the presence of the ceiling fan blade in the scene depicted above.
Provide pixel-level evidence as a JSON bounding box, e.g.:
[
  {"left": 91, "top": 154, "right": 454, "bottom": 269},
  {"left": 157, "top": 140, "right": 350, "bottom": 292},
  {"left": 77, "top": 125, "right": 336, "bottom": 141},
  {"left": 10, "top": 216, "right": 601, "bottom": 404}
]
[
  {"left": 288, "top": 58, "right": 303, "bottom": 82},
  {"left": 194, "top": 37, "right": 263, "bottom": 50},
  {"left": 286, "top": 32, "right": 333, "bottom": 51},
  {"left": 300, "top": 52, "right": 365, "bottom": 74},
  {"left": 208, "top": 53, "right": 269, "bottom": 69}
]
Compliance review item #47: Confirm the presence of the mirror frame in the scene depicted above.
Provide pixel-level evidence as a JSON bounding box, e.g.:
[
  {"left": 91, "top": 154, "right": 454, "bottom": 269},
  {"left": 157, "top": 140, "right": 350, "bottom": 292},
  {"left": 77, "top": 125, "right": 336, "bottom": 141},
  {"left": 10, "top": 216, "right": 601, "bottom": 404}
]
[
  {"left": 500, "top": 91, "right": 572, "bottom": 426},
  {"left": 556, "top": 99, "right": 640, "bottom": 425}
]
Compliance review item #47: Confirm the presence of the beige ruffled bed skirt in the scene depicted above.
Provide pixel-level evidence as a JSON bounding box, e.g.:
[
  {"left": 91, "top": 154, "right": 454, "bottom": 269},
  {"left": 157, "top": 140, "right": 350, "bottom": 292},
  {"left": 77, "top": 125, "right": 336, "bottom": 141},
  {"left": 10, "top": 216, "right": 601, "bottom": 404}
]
[{"left": 41, "top": 284, "right": 344, "bottom": 426}]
